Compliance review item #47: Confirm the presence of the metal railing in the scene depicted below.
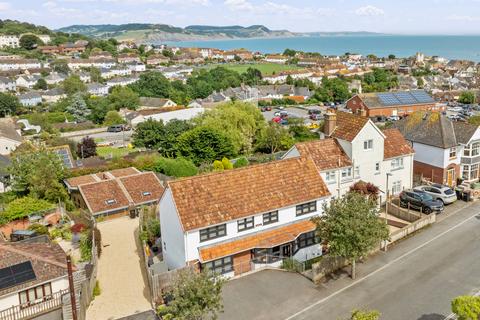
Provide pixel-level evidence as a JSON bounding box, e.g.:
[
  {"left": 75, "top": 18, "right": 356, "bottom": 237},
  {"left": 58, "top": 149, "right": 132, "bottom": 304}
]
[{"left": 0, "top": 289, "right": 69, "bottom": 320}]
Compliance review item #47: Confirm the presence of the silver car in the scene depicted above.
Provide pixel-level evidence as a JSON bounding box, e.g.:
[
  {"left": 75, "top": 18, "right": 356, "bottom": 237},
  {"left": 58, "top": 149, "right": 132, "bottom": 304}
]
[{"left": 413, "top": 184, "right": 457, "bottom": 204}]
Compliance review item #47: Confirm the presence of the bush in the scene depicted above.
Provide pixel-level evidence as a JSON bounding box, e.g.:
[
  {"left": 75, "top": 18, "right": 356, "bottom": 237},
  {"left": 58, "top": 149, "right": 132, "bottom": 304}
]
[
  {"left": 28, "top": 223, "right": 48, "bottom": 235},
  {"left": 213, "top": 160, "right": 223, "bottom": 171},
  {"left": 233, "top": 157, "right": 249, "bottom": 168},
  {"left": 0, "top": 197, "right": 55, "bottom": 225},
  {"left": 154, "top": 157, "right": 198, "bottom": 178},
  {"left": 93, "top": 280, "right": 101, "bottom": 298},
  {"left": 221, "top": 157, "right": 233, "bottom": 170},
  {"left": 452, "top": 296, "right": 480, "bottom": 320},
  {"left": 280, "top": 258, "right": 302, "bottom": 272}
]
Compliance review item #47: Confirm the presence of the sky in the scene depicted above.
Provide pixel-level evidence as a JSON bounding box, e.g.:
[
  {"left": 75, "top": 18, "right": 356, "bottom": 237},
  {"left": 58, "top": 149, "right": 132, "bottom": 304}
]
[{"left": 1, "top": 0, "right": 480, "bottom": 35}]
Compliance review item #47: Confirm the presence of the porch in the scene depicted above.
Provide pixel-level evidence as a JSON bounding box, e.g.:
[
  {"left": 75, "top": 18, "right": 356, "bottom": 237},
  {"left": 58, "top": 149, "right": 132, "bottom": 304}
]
[{"left": 198, "top": 220, "right": 322, "bottom": 277}]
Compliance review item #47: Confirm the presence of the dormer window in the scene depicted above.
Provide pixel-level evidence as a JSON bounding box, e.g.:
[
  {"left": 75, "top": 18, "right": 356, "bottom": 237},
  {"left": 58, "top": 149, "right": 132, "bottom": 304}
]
[
  {"left": 142, "top": 191, "right": 152, "bottom": 196},
  {"left": 105, "top": 199, "right": 116, "bottom": 205}
]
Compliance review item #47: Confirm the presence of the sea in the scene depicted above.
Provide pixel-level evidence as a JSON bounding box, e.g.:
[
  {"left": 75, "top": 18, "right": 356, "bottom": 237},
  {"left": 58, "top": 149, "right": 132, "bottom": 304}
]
[{"left": 164, "top": 35, "right": 480, "bottom": 62}]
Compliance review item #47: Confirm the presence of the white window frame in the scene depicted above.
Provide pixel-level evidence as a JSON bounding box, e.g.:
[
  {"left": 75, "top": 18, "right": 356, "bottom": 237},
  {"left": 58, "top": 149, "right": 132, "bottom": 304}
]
[
  {"left": 391, "top": 158, "right": 404, "bottom": 170},
  {"left": 364, "top": 139, "right": 373, "bottom": 150},
  {"left": 341, "top": 167, "right": 353, "bottom": 180},
  {"left": 325, "top": 171, "right": 336, "bottom": 184},
  {"left": 392, "top": 181, "right": 402, "bottom": 194},
  {"left": 375, "top": 162, "right": 380, "bottom": 173},
  {"left": 449, "top": 147, "right": 457, "bottom": 159}
]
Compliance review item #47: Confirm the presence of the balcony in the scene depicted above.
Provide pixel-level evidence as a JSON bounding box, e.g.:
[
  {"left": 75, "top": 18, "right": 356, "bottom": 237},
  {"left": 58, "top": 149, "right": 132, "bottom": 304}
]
[{"left": 0, "top": 289, "right": 68, "bottom": 320}]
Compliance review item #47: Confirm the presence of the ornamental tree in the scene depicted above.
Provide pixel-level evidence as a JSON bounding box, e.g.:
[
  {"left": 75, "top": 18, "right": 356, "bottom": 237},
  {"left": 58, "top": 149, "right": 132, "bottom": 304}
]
[
  {"left": 313, "top": 191, "right": 389, "bottom": 279},
  {"left": 77, "top": 136, "right": 97, "bottom": 159}
]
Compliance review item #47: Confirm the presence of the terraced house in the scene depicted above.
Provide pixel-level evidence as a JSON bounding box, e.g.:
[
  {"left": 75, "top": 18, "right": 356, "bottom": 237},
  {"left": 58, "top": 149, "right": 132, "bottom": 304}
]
[{"left": 159, "top": 157, "right": 330, "bottom": 277}]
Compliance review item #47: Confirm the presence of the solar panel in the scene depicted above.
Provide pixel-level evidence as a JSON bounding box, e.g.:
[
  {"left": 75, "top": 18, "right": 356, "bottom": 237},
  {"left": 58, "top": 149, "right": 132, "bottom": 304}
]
[
  {"left": 411, "top": 90, "right": 435, "bottom": 103},
  {"left": 377, "top": 93, "right": 401, "bottom": 106},
  {"left": 0, "top": 261, "right": 36, "bottom": 290},
  {"left": 394, "top": 92, "right": 418, "bottom": 104},
  {"left": 53, "top": 148, "right": 74, "bottom": 169}
]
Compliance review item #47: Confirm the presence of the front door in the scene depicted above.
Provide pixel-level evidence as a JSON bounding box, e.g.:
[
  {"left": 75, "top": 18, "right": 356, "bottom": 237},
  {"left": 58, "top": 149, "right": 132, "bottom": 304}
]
[{"left": 447, "top": 168, "right": 455, "bottom": 186}]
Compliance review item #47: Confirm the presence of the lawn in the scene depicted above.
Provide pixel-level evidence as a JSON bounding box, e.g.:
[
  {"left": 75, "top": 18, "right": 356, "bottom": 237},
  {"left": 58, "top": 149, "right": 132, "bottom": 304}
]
[
  {"left": 96, "top": 146, "right": 138, "bottom": 158},
  {"left": 204, "top": 62, "right": 301, "bottom": 76}
]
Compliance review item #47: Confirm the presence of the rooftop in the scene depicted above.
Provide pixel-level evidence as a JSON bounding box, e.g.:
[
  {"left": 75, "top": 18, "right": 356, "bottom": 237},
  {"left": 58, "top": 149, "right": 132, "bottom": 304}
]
[{"left": 294, "top": 139, "right": 352, "bottom": 171}]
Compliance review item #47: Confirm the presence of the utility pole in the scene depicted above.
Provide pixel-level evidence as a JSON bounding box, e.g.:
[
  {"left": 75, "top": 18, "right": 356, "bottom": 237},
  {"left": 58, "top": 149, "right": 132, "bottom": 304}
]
[{"left": 67, "top": 255, "right": 78, "bottom": 320}]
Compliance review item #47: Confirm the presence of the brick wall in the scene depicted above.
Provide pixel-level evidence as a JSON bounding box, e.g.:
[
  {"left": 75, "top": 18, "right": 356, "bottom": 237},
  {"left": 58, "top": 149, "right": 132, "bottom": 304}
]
[
  {"left": 346, "top": 95, "right": 365, "bottom": 114},
  {"left": 414, "top": 160, "right": 460, "bottom": 186}
]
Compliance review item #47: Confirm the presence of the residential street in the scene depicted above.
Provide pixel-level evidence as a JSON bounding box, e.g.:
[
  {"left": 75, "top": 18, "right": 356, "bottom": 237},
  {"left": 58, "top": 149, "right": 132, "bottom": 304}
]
[{"left": 221, "top": 201, "right": 480, "bottom": 320}]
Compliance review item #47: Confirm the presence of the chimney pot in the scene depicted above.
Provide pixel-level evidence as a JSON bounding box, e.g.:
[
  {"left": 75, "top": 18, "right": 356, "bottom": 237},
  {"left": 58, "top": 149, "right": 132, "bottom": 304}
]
[{"left": 324, "top": 111, "right": 337, "bottom": 136}]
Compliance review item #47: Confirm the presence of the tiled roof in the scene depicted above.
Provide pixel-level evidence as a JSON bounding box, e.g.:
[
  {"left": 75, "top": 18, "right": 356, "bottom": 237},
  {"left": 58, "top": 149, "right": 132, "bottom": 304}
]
[
  {"left": 168, "top": 157, "right": 330, "bottom": 231},
  {"left": 383, "top": 128, "right": 415, "bottom": 159},
  {"left": 453, "top": 122, "right": 478, "bottom": 145},
  {"left": 107, "top": 167, "right": 140, "bottom": 178},
  {"left": 79, "top": 179, "right": 130, "bottom": 214},
  {"left": 0, "top": 242, "right": 68, "bottom": 296},
  {"left": 331, "top": 111, "right": 369, "bottom": 142},
  {"left": 65, "top": 167, "right": 141, "bottom": 188},
  {"left": 199, "top": 220, "right": 316, "bottom": 262},
  {"left": 119, "top": 172, "right": 164, "bottom": 205},
  {"left": 294, "top": 139, "right": 352, "bottom": 171},
  {"left": 65, "top": 174, "right": 98, "bottom": 188}
]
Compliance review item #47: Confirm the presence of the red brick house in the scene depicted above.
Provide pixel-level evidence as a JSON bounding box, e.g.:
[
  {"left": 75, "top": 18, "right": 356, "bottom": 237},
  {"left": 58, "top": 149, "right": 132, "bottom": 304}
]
[{"left": 346, "top": 90, "right": 443, "bottom": 118}]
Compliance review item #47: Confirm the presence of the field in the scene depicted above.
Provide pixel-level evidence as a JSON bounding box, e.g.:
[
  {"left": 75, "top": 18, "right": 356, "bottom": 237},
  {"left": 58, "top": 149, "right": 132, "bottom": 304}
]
[
  {"left": 204, "top": 63, "right": 301, "bottom": 75},
  {"left": 96, "top": 146, "right": 138, "bottom": 158}
]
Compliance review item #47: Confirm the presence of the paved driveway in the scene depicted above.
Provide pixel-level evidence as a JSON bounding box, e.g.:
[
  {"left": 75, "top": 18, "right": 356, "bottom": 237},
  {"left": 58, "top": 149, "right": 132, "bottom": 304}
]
[{"left": 86, "top": 217, "right": 151, "bottom": 320}]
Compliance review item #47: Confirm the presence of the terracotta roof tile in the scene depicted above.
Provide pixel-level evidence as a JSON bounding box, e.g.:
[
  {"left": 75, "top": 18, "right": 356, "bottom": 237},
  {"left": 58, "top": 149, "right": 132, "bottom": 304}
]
[
  {"left": 383, "top": 128, "right": 415, "bottom": 159},
  {"left": 79, "top": 179, "right": 130, "bottom": 214},
  {"left": 199, "top": 220, "right": 316, "bottom": 262},
  {"left": 331, "top": 111, "right": 369, "bottom": 142},
  {"left": 119, "top": 172, "right": 164, "bottom": 205},
  {"left": 295, "top": 139, "right": 352, "bottom": 171},
  {"left": 65, "top": 174, "right": 98, "bottom": 188},
  {"left": 0, "top": 242, "right": 68, "bottom": 296},
  {"left": 169, "top": 157, "right": 330, "bottom": 231},
  {"left": 106, "top": 167, "right": 140, "bottom": 178}
]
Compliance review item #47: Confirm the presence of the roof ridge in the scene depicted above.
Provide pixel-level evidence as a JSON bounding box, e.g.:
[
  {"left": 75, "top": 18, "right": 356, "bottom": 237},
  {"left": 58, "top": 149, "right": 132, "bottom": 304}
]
[
  {"left": 0, "top": 244, "right": 68, "bottom": 270},
  {"left": 115, "top": 178, "right": 134, "bottom": 204}
]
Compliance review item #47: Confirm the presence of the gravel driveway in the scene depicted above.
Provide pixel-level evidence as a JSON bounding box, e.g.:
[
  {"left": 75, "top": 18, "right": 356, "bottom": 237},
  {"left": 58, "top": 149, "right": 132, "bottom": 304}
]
[{"left": 86, "top": 217, "right": 151, "bottom": 320}]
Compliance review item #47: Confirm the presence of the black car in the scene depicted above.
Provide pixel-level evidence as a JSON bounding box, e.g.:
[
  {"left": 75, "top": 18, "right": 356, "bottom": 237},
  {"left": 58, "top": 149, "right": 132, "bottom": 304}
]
[{"left": 399, "top": 190, "right": 444, "bottom": 214}]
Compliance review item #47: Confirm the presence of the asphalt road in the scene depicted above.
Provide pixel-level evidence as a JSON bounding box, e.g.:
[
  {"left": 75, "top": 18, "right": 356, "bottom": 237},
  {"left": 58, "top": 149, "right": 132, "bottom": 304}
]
[
  {"left": 70, "top": 130, "right": 133, "bottom": 145},
  {"left": 288, "top": 202, "right": 480, "bottom": 320}
]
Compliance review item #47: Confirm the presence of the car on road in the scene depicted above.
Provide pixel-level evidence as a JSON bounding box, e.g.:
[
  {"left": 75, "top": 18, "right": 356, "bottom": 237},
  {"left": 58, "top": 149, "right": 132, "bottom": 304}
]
[
  {"left": 387, "top": 115, "right": 400, "bottom": 121},
  {"left": 448, "top": 106, "right": 463, "bottom": 112},
  {"left": 107, "top": 125, "right": 124, "bottom": 132},
  {"left": 399, "top": 189, "right": 444, "bottom": 214},
  {"left": 413, "top": 184, "right": 457, "bottom": 204}
]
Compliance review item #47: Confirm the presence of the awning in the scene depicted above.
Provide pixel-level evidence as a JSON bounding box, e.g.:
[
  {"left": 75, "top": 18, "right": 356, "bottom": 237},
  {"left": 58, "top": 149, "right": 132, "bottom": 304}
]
[{"left": 199, "top": 220, "right": 316, "bottom": 262}]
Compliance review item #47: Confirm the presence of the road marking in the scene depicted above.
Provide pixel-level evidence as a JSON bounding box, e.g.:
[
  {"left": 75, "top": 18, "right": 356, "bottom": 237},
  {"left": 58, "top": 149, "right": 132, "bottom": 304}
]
[{"left": 285, "top": 208, "right": 479, "bottom": 320}]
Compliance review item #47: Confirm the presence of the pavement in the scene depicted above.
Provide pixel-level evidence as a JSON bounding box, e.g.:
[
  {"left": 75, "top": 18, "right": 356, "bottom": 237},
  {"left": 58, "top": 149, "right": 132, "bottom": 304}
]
[
  {"left": 86, "top": 217, "right": 151, "bottom": 320},
  {"left": 220, "top": 200, "right": 480, "bottom": 320}
]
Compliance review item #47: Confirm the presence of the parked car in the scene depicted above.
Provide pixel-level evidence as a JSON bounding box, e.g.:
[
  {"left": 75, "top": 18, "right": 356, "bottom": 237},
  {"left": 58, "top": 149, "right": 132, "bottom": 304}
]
[
  {"left": 413, "top": 184, "right": 457, "bottom": 204},
  {"left": 308, "top": 109, "right": 322, "bottom": 115},
  {"left": 448, "top": 106, "right": 463, "bottom": 112},
  {"left": 107, "top": 125, "right": 123, "bottom": 132},
  {"left": 399, "top": 189, "right": 444, "bottom": 214},
  {"left": 387, "top": 115, "right": 400, "bottom": 121}
]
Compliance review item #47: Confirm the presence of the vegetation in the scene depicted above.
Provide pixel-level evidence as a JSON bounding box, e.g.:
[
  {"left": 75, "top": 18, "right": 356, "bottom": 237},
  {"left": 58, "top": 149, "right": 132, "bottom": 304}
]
[
  {"left": 350, "top": 309, "right": 381, "bottom": 320},
  {"left": 313, "top": 77, "right": 350, "bottom": 102},
  {"left": 361, "top": 68, "right": 398, "bottom": 93},
  {"left": 451, "top": 296, "right": 480, "bottom": 320},
  {"left": 103, "top": 110, "right": 125, "bottom": 126},
  {"left": 66, "top": 93, "right": 90, "bottom": 123},
  {"left": 0, "top": 93, "right": 19, "bottom": 117},
  {"left": 158, "top": 269, "right": 225, "bottom": 320},
  {"left": 459, "top": 91, "right": 476, "bottom": 105},
  {"left": 204, "top": 62, "right": 300, "bottom": 76},
  {"left": 77, "top": 136, "right": 97, "bottom": 158},
  {"left": 350, "top": 181, "right": 380, "bottom": 201},
  {"left": 62, "top": 75, "right": 87, "bottom": 95},
  {"left": 19, "top": 34, "right": 43, "bottom": 50},
  {"left": 0, "top": 197, "right": 54, "bottom": 225},
  {"left": 108, "top": 86, "right": 139, "bottom": 110},
  {"left": 93, "top": 281, "right": 101, "bottom": 298},
  {"left": 256, "top": 122, "right": 294, "bottom": 154},
  {"left": 313, "top": 192, "right": 389, "bottom": 279}
]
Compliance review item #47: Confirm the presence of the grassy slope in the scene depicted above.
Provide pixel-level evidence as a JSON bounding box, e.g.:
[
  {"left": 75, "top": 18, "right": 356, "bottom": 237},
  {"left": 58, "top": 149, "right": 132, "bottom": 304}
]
[{"left": 204, "top": 63, "right": 301, "bottom": 76}]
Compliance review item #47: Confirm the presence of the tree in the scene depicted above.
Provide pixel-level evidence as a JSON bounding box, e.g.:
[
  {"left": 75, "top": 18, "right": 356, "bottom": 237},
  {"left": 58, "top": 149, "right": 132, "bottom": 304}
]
[
  {"left": 129, "top": 71, "right": 172, "bottom": 98},
  {"left": 0, "top": 93, "right": 19, "bottom": 116},
  {"left": 242, "top": 67, "right": 262, "bottom": 86},
  {"left": 66, "top": 93, "right": 90, "bottom": 122},
  {"left": 51, "top": 59, "right": 70, "bottom": 74},
  {"left": 468, "top": 115, "right": 480, "bottom": 126},
  {"left": 283, "top": 48, "right": 297, "bottom": 57},
  {"left": 313, "top": 192, "right": 389, "bottom": 279},
  {"left": 33, "top": 78, "right": 47, "bottom": 90},
  {"left": 76, "top": 136, "right": 97, "bottom": 158},
  {"left": 158, "top": 269, "right": 225, "bottom": 320},
  {"left": 103, "top": 110, "right": 125, "bottom": 126},
  {"left": 176, "top": 126, "right": 236, "bottom": 165},
  {"left": 89, "top": 67, "right": 103, "bottom": 83},
  {"left": 256, "top": 122, "right": 294, "bottom": 154},
  {"left": 9, "top": 150, "right": 68, "bottom": 203},
  {"left": 109, "top": 86, "right": 139, "bottom": 110},
  {"left": 350, "top": 309, "right": 381, "bottom": 320},
  {"left": 451, "top": 296, "right": 480, "bottom": 320},
  {"left": 19, "top": 34, "right": 43, "bottom": 50},
  {"left": 162, "top": 49, "right": 174, "bottom": 58},
  {"left": 87, "top": 96, "right": 112, "bottom": 124},
  {"left": 458, "top": 91, "right": 476, "bottom": 105},
  {"left": 388, "top": 54, "right": 396, "bottom": 60},
  {"left": 0, "top": 197, "right": 55, "bottom": 226},
  {"left": 286, "top": 75, "right": 294, "bottom": 85},
  {"left": 62, "top": 75, "right": 87, "bottom": 95}
]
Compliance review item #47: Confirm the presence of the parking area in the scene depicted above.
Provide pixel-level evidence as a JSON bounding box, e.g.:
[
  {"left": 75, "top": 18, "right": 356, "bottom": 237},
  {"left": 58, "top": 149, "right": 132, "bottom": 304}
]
[
  {"left": 86, "top": 217, "right": 151, "bottom": 320},
  {"left": 220, "top": 270, "right": 320, "bottom": 320}
]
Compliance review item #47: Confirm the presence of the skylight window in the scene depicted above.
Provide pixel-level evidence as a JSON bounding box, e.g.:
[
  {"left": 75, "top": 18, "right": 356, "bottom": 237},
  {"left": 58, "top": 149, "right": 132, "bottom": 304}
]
[
  {"left": 142, "top": 191, "right": 152, "bottom": 196},
  {"left": 105, "top": 199, "right": 117, "bottom": 205}
]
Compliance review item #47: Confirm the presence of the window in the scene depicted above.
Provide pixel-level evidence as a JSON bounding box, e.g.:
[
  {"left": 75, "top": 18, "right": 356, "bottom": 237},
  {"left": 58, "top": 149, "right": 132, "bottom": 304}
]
[
  {"left": 325, "top": 171, "right": 336, "bottom": 184},
  {"left": 296, "top": 201, "right": 317, "bottom": 216},
  {"left": 464, "top": 142, "right": 480, "bottom": 157},
  {"left": 462, "top": 164, "right": 479, "bottom": 181},
  {"left": 341, "top": 167, "right": 352, "bottom": 180},
  {"left": 199, "top": 224, "right": 226, "bottom": 242},
  {"left": 295, "top": 231, "right": 318, "bottom": 251},
  {"left": 19, "top": 283, "right": 52, "bottom": 306},
  {"left": 354, "top": 166, "right": 360, "bottom": 177},
  {"left": 364, "top": 139, "right": 373, "bottom": 150},
  {"left": 375, "top": 162, "right": 380, "bottom": 173},
  {"left": 449, "top": 147, "right": 457, "bottom": 159},
  {"left": 263, "top": 211, "right": 278, "bottom": 225},
  {"left": 203, "top": 256, "right": 233, "bottom": 275},
  {"left": 392, "top": 181, "right": 402, "bottom": 194},
  {"left": 105, "top": 199, "right": 116, "bottom": 205},
  {"left": 391, "top": 158, "right": 404, "bottom": 170},
  {"left": 237, "top": 216, "right": 254, "bottom": 232},
  {"left": 142, "top": 191, "right": 151, "bottom": 196}
]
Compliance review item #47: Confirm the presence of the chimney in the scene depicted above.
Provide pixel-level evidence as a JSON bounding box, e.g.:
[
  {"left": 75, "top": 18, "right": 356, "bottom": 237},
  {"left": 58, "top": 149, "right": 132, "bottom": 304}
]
[
  {"left": 324, "top": 111, "right": 337, "bottom": 137},
  {"left": 359, "top": 108, "right": 367, "bottom": 117}
]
